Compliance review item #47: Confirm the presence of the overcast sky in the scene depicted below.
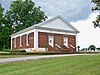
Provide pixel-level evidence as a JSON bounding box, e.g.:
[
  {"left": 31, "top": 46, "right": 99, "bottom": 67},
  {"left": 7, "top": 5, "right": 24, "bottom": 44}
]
[
  {"left": 0, "top": 0, "right": 100, "bottom": 48},
  {"left": 1, "top": 0, "right": 91, "bottom": 22}
]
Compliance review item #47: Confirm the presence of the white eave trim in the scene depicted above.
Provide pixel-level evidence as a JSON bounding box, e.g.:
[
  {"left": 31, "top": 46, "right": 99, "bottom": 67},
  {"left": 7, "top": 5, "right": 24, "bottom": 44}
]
[
  {"left": 10, "top": 26, "right": 36, "bottom": 37},
  {"left": 11, "top": 26, "right": 79, "bottom": 37},
  {"left": 35, "top": 26, "right": 79, "bottom": 34}
]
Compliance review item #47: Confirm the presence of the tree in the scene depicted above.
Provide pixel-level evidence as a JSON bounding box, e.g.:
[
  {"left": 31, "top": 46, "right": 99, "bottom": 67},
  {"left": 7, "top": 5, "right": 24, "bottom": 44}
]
[
  {"left": 0, "top": 4, "right": 4, "bottom": 25},
  {"left": 77, "top": 46, "right": 80, "bottom": 52},
  {"left": 88, "top": 45, "right": 96, "bottom": 51},
  {"left": 0, "top": 4, "right": 14, "bottom": 50},
  {"left": 1, "top": 25, "right": 13, "bottom": 49},
  {"left": 91, "top": 0, "right": 100, "bottom": 28},
  {"left": 0, "top": 4, "right": 4, "bottom": 50},
  {"left": 5, "top": 0, "right": 47, "bottom": 33},
  {"left": 2, "top": 0, "right": 47, "bottom": 49}
]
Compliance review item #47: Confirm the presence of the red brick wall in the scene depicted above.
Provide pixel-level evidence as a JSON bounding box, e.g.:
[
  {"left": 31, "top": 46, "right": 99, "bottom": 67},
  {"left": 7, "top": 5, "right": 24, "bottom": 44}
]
[
  {"left": 68, "top": 35, "right": 76, "bottom": 53},
  {"left": 38, "top": 32, "right": 48, "bottom": 48},
  {"left": 12, "top": 32, "right": 34, "bottom": 50},
  {"left": 38, "top": 32, "right": 76, "bottom": 53},
  {"left": 29, "top": 33, "right": 34, "bottom": 48},
  {"left": 54, "top": 34, "right": 63, "bottom": 52},
  {"left": 48, "top": 45, "right": 55, "bottom": 51},
  {"left": 16, "top": 36, "right": 20, "bottom": 49},
  {"left": 22, "top": 35, "right": 26, "bottom": 48},
  {"left": 54, "top": 34, "right": 63, "bottom": 45}
]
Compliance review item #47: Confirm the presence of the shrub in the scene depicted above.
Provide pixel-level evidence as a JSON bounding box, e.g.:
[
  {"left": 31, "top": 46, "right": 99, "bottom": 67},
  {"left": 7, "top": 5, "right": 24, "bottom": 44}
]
[
  {"left": 88, "top": 45, "right": 96, "bottom": 51},
  {"left": 10, "top": 50, "right": 26, "bottom": 53},
  {"left": 44, "top": 43, "right": 48, "bottom": 52},
  {"left": 20, "top": 50, "right": 26, "bottom": 52},
  {"left": 96, "top": 48, "right": 100, "bottom": 50},
  {"left": 3, "top": 49, "right": 11, "bottom": 52}
]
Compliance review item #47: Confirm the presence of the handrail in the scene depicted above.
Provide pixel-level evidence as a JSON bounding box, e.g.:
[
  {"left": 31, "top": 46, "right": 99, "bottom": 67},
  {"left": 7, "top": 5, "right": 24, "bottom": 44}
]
[
  {"left": 55, "top": 44, "right": 60, "bottom": 48},
  {"left": 69, "top": 44, "right": 75, "bottom": 49}
]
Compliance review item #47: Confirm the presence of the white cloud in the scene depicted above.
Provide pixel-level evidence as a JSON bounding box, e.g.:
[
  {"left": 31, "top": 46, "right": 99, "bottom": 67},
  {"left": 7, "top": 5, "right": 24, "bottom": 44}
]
[
  {"left": 71, "top": 13, "right": 100, "bottom": 48},
  {"left": 34, "top": 0, "right": 91, "bottom": 22},
  {"left": 1, "top": 0, "right": 91, "bottom": 22}
]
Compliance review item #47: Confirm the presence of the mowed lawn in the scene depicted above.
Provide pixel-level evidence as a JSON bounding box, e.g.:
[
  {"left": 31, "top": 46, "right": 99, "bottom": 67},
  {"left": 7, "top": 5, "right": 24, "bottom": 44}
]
[
  {"left": 0, "top": 55, "right": 32, "bottom": 58},
  {"left": 0, "top": 54, "right": 100, "bottom": 75}
]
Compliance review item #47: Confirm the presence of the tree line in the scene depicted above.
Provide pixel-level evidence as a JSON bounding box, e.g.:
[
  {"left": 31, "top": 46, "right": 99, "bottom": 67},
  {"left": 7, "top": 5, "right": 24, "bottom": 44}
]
[
  {"left": 0, "top": 0, "right": 47, "bottom": 50},
  {"left": 92, "top": 0, "right": 100, "bottom": 28}
]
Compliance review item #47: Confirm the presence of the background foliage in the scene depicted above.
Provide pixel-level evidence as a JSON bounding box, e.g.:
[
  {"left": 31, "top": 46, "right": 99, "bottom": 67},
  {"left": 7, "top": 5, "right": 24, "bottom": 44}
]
[
  {"left": 0, "top": 0, "right": 47, "bottom": 50},
  {"left": 91, "top": 0, "right": 100, "bottom": 28}
]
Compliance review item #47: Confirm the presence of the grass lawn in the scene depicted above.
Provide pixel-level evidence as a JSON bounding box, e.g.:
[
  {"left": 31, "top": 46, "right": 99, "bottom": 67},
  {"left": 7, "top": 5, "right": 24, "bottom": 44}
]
[
  {"left": 0, "top": 51, "right": 10, "bottom": 54},
  {"left": 0, "top": 55, "right": 32, "bottom": 58},
  {"left": 0, "top": 51, "right": 29, "bottom": 58},
  {"left": 0, "top": 54, "right": 100, "bottom": 75}
]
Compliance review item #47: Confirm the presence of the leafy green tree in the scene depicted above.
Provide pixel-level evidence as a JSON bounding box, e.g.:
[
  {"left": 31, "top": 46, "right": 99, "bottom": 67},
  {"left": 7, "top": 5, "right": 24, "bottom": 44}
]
[
  {"left": 77, "top": 46, "right": 80, "bottom": 52},
  {"left": 0, "top": 4, "right": 4, "bottom": 25},
  {"left": 1, "top": 25, "right": 13, "bottom": 49},
  {"left": 0, "top": 4, "right": 4, "bottom": 50},
  {"left": 0, "top": 4, "right": 13, "bottom": 50},
  {"left": 88, "top": 45, "right": 96, "bottom": 51},
  {"left": 2, "top": 0, "right": 47, "bottom": 49},
  {"left": 5, "top": 0, "right": 47, "bottom": 33},
  {"left": 91, "top": 0, "right": 100, "bottom": 28}
]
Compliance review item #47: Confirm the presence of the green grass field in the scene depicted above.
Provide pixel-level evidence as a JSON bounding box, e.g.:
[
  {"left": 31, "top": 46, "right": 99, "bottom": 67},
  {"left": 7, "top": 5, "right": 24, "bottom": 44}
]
[
  {"left": 0, "top": 54, "right": 100, "bottom": 75},
  {"left": 0, "top": 55, "right": 32, "bottom": 58}
]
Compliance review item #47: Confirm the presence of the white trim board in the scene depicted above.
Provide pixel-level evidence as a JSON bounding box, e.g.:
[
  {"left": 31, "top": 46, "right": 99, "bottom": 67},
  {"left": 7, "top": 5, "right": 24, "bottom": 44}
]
[
  {"left": 34, "top": 29, "right": 38, "bottom": 50},
  {"left": 38, "top": 29, "right": 77, "bottom": 35},
  {"left": 11, "top": 28, "right": 77, "bottom": 38},
  {"left": 11, "top": 30, "right": 35, "bottom": 38}
]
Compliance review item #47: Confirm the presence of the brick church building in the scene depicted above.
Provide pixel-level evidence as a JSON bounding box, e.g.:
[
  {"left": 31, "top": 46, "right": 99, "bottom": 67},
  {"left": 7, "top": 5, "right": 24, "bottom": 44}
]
[{"left": 11, "top": 16, "right": 79, "bottom": 53}]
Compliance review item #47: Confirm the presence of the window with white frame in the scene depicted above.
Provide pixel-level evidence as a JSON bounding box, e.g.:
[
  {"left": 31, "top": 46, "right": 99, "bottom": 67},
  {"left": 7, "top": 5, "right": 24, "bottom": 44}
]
[
  {"left": 64, "top": 37, "right": 68, "bottom": 47},
  {"left": 20, "top": 36, "right": 22, "bottom": 47},
  {"left": 26, "top": 34, "right": 29, "bottom": 45},
  {"left": 14, "top": 38, "right": 16, "bottom": 48}
]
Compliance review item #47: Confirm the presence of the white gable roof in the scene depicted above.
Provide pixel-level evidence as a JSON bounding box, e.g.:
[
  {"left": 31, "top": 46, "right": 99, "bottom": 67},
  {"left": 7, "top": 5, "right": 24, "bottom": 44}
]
[
  {"left": 39, "top": 16, "right": 75, "bottom": 31},
  {"left": 11, "top": 16, "right": 79, "bottom": 36}
]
